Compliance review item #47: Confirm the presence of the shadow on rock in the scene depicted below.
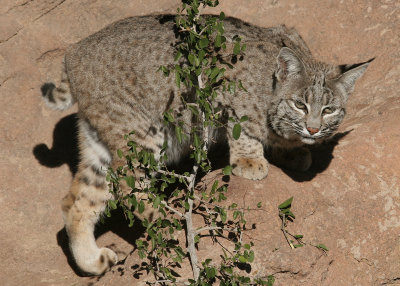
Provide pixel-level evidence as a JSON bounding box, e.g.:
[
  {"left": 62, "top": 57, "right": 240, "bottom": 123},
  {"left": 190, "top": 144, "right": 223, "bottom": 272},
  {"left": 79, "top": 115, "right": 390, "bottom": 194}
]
[
  {"left": 33, "top": 113, "right": 80, "bottom": 175},
  {"left": 57, "top": 208, "right": 145, "bottom": 277},
  {"left": 268, "top": 130, "right": 352, "bottom": 182}
]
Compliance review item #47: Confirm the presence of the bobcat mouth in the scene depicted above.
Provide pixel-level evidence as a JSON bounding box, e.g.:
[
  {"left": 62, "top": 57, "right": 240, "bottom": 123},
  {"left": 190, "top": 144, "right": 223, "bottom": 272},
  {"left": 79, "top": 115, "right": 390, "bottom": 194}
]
[{"left": 301, "top": 137, "right": 316, "bottom": 145}]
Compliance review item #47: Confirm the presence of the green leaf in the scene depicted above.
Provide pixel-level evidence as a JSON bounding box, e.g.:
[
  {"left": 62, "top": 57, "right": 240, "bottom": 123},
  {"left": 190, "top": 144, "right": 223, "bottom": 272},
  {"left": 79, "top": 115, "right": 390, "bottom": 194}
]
[
  {"left": 174, "top": 50, "right": 182, "bottom": 61},
  {"left": 127, "top": 211, "right": 134, "bottom": 227},
  {"left": 316, "top": 244, "right": 329, "bottom": 251},
  {"left": 294, "top": 244, "right": 304, "bottom": 248},
  {"left": 238, "top": 79, "right": 248, "bottom": 92},
  {"left": 287, "top": 210, "right": 296, "bottom": 219},
  {"left": 188, "top": 105, "right": 199, "bottom": 116},
  {"left": 193, "top": 133, "right": 200, "bottom": 148},
  {"left": 175, "top": 71, "right": 181, "bottom": 88},
  {"left": 125, "top": 176, "right": 135, "bottom": 189},
  {"left": 222, "top": 165, "right": 232, "bottom": 175},
  {"left": 129, "top": 195, "right": 137, "bottom": 209},
  {"left": 199, "top": 38, "right": 209, "bottom": 49},
  {"left": 233, "top": 41, "right": 241, "bottom": 55},
  {"left": 138, "top": 200, "right": 145, "bottom": 214},
  {"left": 109, "top": 200, "right": 117, "bottom": 210},
  {"left": 174, "top": 247, "right": 186, "bottom": 258},
  {"left": 160, "top": 182, "right": 168, "bottom": 192},
  {"left": 278, "top": 196, "right": 293, "bottom": 210},
  {"left": 195, "top": 67, "right": 202, "bottom": 76},
  {"left": 257, "top": 201, "right": 262, "bottom": 208},
  {"left": 220, "top": 209, "right": 227, "bottom": 223},
  {"left": 215, "top": 68, "right": 225, "bottom": 82},
  {"left": 188, "top": 53, "right": 195, "bottom": 65},
  {"left": 215, "top": 34, "right": 222, "bottom": 47},
  {"left": 294, "top": 234, "right": 304, "bottom": 239},
  {"left": 138, "top": 250, "right": 145, "bottom": 259},
  {"left": 158, "top": 65, "right": 169, "bottom": 76},
  {"left": 198, "top": 50, "right": 205, "bottom": 63},
  {"left": 228, "top": 81, "right": 236, "bottom": 94},
  {"left": 248, "top": 250, "right": 255, "bottom": 262},
  {"left": 209, "top": 67, "right": 220, "bottom": 79},
  {"left": 267, "top": 275, "right": 275, "bottom": 286},
  {"left": 240, "top": 115, "right": 248, "bottom": 122},
  {"left": 117, "top": 149, "right": 123, "bottom": 158},
  {"left": 219, "top": 11, "right": 225, "bottom": 20},
  {"left": 232, "top": 123, "right": 241, "bottom": 140},
  {"left": 238, "top": 255, "right": 247, "bottom": 263},
  {"left": 205, "top": 267, "right": 216, "bottom": 279},
  {"left": 211, "top": 180, "right": 218, "bottom": 194},
  {"left": 164, "top": 111, "right": 175, "bottom": 123},
  {"left": 241, "top": 43, "right": 247, "bottom": 52},
  {"left": 153, "top": 196, "right": 161, "bottom": 208},
  {"left": 184, "top": 201, "right": 190, "bottom": 211}
]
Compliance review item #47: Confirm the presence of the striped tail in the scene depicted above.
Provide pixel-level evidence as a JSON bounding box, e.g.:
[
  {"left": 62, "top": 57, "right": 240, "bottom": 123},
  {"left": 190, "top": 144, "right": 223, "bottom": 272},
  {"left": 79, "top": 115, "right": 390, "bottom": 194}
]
[{"left": 41, "top": 59, "right": 74, "bottom": 111}]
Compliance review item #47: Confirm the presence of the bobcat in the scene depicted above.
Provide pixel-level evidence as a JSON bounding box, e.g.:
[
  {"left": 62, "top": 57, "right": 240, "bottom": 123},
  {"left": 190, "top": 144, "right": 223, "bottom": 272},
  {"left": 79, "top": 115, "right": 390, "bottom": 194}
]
[{"left": 41, "top": 15, "right": 371, "bottom": 275}]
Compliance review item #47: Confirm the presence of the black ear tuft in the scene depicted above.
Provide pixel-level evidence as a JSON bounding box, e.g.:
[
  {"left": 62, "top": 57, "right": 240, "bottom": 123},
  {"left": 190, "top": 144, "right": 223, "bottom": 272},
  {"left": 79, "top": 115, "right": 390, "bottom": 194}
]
[
  {"left": 338, "top": 57, "right": 375, "bottom": 74},
  {"left": 335, "top": 58, "right": 374, "bottom": 94}
]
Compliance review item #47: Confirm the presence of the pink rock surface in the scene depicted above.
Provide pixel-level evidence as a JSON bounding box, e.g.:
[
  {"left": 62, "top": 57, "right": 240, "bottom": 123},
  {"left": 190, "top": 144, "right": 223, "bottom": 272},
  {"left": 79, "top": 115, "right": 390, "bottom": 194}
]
[{"left": 1, "top": 0, "right": 399, "bottom": 285}]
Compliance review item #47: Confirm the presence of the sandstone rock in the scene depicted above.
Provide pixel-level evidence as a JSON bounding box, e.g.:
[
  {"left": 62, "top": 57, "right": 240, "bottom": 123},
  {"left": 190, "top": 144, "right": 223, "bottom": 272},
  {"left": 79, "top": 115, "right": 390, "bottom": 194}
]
[{"left": 1, "top": 0, "right": 399, "bottom": 285}]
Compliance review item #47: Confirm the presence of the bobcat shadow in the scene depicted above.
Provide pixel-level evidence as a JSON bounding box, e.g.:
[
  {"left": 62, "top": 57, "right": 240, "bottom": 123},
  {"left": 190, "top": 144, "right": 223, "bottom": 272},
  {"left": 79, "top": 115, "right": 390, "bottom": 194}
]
[
  {"left": 268, "top": 130, "right": 352, "bottom": 182},
  {"left": 33, "top": 113, "right": 80, "bottom": 175}
]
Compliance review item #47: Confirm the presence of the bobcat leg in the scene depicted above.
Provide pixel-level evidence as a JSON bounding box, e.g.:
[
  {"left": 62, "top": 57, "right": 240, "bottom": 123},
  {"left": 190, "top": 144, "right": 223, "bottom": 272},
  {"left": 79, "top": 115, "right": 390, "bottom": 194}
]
[{"left": 61, "top": 118, "right": 117, "bottom": 275}]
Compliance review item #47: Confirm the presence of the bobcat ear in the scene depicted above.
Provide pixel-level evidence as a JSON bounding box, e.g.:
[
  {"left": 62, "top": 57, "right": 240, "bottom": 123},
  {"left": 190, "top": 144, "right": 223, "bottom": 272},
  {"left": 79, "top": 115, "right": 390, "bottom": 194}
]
[
  {"left": 334, "top": 58, "right": 374, "bottom": 94},
  {"left": 276, "top": 47, "right": 305, "bottom": 82}
]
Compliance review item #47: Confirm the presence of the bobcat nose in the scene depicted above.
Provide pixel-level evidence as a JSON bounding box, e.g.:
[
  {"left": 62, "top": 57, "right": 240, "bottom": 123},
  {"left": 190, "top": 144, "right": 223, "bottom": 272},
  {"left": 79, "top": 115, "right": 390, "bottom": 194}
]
[{"left": 307, "top": 127, "right": 319, "bottom": 135}]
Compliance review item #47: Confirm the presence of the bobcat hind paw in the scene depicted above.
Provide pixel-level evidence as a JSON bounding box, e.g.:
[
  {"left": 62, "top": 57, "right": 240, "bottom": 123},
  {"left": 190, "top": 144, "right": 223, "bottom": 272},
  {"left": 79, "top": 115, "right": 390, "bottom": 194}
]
[{"left": 77, "top": 247, "right": 118, "bottom": 276}]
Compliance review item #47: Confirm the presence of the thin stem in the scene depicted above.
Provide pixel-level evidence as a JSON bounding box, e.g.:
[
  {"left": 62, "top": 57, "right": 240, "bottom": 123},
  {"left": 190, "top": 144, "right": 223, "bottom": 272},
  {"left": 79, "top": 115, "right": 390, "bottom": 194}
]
[
  {"left": 195, "top": 225, "right": 239, "bottom": 235},
  {"left": 185, "top": 196, "right": 199, "bottom": 280},
  {"left": 157, "top": 169, "right": 191, "bottom": 182},
  {"left": 280, "top": 214, "right": 294, "bottom": 249},
  {"left": 161, "top": 201, "right": 184, "bottom": 218}
]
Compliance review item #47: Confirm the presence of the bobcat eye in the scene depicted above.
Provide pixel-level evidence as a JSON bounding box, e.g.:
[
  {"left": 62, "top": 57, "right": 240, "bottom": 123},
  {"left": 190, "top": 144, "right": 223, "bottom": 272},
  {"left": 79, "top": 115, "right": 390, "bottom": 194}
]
[
  {"left": 294, "top": 101, "right": 307, "bottom": 112},
  {"left": 322, "top": 107, "right": 334, "bottom": 115}
]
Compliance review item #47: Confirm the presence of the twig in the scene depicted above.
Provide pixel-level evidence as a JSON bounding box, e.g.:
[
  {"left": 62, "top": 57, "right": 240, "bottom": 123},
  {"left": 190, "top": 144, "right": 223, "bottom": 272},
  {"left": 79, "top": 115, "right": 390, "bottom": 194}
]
[
  {"left": 161, "top": 201, "right": 184, "bottom": 218},
  {"left": 195, "top": 225, "right": 239, "bottom": 235},
  {"left": 280, "top": 214, "right": 294, "bottom": 249},
  {"left": 157, "top": 169, "right": 191, "bottom": 182},
  {"left": 185, "top": 163, "right": 200, "bottom": 280}
]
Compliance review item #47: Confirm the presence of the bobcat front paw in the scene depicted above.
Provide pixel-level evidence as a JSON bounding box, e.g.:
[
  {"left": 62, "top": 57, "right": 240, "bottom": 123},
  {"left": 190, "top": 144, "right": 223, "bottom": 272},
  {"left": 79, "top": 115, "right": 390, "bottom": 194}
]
[{"left": 231, "top": 157, "right": 269, "bottom": 180}]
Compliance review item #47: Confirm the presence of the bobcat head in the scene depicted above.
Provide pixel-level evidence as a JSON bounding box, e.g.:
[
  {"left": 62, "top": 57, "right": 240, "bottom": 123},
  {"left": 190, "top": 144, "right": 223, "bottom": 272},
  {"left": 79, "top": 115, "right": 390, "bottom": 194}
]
[{"left": 268, "top": 47, "right": 373, "bottom": 145}]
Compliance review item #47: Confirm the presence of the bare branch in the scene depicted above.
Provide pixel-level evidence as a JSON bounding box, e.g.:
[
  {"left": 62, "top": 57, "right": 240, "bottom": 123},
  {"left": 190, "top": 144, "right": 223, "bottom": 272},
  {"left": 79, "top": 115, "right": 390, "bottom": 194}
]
[
  {"left": 195, "top": 225, "right": 239, "bottom": 235},
  {"left": 161, "top": 201, "right": 184, "bottom": 218},
  {"left": 157, "top": 169, "right": 191, "bottom": 182}
]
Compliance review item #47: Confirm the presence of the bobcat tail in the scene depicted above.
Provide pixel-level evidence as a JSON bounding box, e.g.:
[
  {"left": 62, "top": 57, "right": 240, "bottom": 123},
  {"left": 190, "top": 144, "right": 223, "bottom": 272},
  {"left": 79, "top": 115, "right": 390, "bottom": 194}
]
[{"left": 41, "top": 59, "right": 74, "bottom": 111}]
